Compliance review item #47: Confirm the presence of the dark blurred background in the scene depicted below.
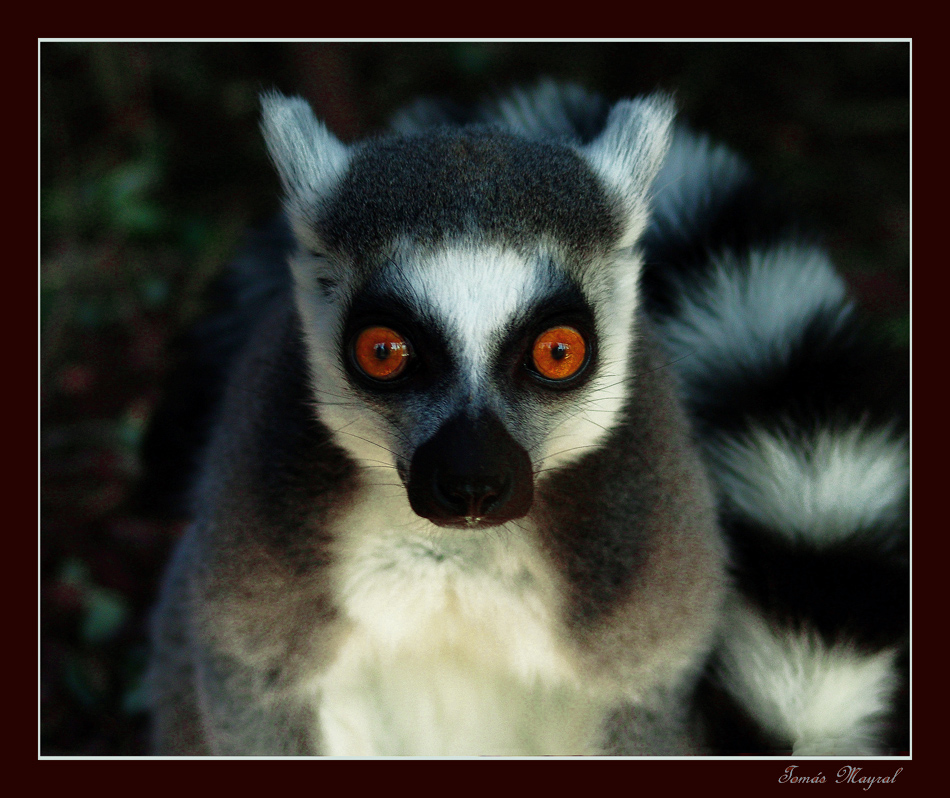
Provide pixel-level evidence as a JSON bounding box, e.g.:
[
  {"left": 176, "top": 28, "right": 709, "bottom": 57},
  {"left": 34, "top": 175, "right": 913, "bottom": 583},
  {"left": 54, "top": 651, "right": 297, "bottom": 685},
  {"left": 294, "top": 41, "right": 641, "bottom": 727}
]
[{"left": 39, "top": 41, "right": 909, "bottom": 756}]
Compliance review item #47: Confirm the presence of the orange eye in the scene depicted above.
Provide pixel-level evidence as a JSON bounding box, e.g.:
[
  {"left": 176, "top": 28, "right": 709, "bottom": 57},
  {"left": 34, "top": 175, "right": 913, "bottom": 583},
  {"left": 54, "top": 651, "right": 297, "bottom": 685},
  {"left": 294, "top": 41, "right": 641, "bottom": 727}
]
[
  {"left": 531, "top": 326, "right": 587, "bottom": 381},
  {"left": 353, "top": 326, "right": 412, "bottom": 381}
]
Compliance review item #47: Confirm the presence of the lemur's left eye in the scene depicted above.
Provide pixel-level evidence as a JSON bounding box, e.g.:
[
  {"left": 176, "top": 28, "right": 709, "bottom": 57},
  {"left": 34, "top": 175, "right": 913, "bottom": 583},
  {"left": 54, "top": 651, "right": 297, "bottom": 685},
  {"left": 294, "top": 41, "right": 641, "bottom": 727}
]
[
  {"left": 353, "top": 326, "right": 412, "bottom": 381},
  {"left": 531, "top": 326, "right": 587, "bottom": 381}
]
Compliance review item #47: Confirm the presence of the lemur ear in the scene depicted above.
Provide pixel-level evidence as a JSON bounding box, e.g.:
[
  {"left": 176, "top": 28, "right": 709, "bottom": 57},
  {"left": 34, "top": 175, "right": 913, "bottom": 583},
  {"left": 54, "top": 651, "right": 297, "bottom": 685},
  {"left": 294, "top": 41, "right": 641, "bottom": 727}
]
[
  {"left": 581, "top": 94, "right": 675, "bottom": 247},
  {"left": 260, "top": 92, "right": 350, "bottom": 227}
]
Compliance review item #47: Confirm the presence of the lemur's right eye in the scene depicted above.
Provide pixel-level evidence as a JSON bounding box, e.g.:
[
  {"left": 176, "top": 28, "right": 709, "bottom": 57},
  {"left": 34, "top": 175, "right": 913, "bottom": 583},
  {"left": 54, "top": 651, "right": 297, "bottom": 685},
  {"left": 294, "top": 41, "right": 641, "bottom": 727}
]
[{"left": 353, "top": 326, "right": 412, "bottom": 381}]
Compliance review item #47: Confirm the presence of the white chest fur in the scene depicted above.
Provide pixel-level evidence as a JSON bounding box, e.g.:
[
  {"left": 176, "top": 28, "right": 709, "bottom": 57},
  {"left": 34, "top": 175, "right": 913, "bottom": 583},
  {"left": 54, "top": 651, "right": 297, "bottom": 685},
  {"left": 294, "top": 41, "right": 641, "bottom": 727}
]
[{"left": 311, "top": 493, "right": 605, "bottom": 756}]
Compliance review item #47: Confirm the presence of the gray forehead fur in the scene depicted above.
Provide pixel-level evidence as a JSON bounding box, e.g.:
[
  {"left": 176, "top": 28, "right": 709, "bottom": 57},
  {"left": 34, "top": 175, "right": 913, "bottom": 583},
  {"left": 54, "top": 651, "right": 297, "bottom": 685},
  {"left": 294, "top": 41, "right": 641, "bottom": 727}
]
[{"left": 314, "top": 126, "right": 624, "bottom": 267}]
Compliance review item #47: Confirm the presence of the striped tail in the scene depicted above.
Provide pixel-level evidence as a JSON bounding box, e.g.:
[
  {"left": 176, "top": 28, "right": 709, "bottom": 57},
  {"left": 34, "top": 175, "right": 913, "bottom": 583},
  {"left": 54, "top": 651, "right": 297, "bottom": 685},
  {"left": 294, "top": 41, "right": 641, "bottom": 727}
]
[{"left": 645, "top": 127, "right": 909, "bottom": 756}]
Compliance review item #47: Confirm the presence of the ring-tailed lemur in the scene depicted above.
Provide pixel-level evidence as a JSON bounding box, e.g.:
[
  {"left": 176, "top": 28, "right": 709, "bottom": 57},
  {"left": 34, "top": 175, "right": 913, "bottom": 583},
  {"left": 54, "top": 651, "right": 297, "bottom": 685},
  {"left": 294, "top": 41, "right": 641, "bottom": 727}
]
[{"left": 144, "top": 82, "right": 908, "bottom": 756}]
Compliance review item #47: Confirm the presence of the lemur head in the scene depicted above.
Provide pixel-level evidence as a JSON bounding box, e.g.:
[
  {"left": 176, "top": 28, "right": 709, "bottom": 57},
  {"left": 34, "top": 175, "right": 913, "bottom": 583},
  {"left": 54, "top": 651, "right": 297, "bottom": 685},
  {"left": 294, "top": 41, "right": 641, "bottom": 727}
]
[{"left": 261, "top": 91, "right": 673, "bottom": 529}]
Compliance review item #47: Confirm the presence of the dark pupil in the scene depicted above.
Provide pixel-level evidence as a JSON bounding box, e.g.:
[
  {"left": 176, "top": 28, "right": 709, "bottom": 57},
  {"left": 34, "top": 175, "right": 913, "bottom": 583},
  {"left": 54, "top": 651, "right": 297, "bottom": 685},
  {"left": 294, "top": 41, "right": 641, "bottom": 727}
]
[
  {"left": 551, "top": 343, "right": 567, "bottom": 361},
  {"left": 374, "top": 342, "right": 391, "bottom": 360}
]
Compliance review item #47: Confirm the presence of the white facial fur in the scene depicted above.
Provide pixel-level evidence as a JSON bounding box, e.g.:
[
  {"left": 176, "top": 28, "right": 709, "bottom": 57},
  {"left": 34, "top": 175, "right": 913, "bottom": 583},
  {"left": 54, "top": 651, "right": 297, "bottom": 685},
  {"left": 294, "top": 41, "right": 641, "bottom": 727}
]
[
  {"left": 536, "top": 246, "right": 642, "bottom": 473},
  {"left": 390, "top": 243, "right": 552, "bottom": 394}
]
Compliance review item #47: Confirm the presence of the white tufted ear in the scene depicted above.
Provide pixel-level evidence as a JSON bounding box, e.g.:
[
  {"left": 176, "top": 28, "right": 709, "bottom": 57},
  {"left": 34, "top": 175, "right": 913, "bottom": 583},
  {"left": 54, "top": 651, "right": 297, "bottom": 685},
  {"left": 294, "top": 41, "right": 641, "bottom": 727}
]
[
  {"left": 260, "top": 91, "right": 351, "bottom": 227},
  {"left": 582, "top": 94, "right": 675, "bottom": 247}
]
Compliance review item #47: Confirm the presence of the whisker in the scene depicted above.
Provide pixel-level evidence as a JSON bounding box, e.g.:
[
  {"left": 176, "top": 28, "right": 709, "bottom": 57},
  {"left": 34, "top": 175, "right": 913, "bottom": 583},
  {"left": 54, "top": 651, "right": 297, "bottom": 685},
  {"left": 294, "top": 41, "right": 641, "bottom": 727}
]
[{"left": 330, "top": 429, "right": 401, "bottom": 459}]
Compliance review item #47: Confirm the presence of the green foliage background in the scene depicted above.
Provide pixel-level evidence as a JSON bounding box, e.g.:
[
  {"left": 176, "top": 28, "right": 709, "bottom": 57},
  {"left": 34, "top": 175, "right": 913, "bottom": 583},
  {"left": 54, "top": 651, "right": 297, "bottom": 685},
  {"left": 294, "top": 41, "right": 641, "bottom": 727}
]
[{"left": 40, "top": 41, "right": 909, "bottom": 756}]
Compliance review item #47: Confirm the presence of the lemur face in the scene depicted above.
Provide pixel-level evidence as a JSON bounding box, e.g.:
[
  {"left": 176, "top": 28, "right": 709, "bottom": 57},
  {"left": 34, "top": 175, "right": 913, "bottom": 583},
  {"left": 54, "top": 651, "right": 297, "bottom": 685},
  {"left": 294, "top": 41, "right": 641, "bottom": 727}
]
[{"left": 261, "top": 93, "right": 674, "bottom": 528}]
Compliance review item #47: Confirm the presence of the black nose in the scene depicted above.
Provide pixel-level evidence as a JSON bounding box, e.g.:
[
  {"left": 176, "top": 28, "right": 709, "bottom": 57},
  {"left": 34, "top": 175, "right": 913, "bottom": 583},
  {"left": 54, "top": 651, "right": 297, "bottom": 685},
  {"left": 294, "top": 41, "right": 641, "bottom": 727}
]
[
  {"left": 431, "top": 470, "right": 513, "bottom": 519},
  {"left": 407, "top": 410, "right": 533, "bottom": 527}
]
